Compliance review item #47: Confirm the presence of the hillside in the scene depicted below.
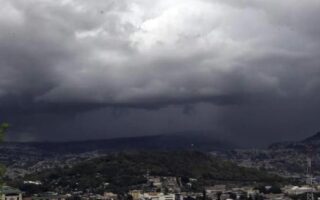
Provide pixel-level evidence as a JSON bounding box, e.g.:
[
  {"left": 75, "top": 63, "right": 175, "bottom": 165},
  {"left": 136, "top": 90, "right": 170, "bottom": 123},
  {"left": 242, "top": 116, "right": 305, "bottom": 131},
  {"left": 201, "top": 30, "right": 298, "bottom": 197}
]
[
  {"left": 20, "top": 151, "right": 283, "bottom": 194},
  {"left": 268, "top": 131, "right": 320, "bottom": 151},
  {"left": 0, "top": 133, "right": 235, "bottom": 171},
  {"left": 219, "top": 131, "right": 320, "bottom": 177}
]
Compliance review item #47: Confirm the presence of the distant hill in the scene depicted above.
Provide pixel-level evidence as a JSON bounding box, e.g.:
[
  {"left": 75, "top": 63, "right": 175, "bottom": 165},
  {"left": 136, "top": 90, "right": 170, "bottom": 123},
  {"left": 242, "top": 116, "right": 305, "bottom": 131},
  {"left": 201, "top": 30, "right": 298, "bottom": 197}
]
[
  {"left": 268, "top": 131, "right": 320, "bottom": 151},
  {"left": 302, "top": 131, "right": 320, "bottom": 143},
  {"left": 0, "top": 133, "right": 236, "bottom": 170},
  {"left": 21, "top": 151, "right": 283, "bottom": 194},
  {"left": 217, "top": 131, "right": 320, "bottom": 176},
  {"left": 1, "top": 132, "right": 235, "bottom": 155}
]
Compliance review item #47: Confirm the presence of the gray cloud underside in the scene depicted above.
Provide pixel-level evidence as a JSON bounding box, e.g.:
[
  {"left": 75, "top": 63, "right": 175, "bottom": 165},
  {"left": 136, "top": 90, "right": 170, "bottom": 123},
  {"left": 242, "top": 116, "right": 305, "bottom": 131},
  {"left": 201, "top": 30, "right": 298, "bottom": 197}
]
[
  {"left": 1, "top": 0, "right": 319, "bottom": 107},
  {"left": 1, "top": 0, "right": 320, "bottom": 145}
]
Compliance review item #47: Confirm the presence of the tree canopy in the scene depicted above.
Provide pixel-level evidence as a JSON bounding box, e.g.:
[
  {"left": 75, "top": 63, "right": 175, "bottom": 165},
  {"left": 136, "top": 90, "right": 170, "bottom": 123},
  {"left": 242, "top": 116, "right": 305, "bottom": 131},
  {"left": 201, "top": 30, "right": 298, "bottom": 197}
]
[
  {"left": 0, "top": 123, "right": 9, "bottom": 142},
  {"left": 0, "top": 122, "right": 9, "bottom": 186}
]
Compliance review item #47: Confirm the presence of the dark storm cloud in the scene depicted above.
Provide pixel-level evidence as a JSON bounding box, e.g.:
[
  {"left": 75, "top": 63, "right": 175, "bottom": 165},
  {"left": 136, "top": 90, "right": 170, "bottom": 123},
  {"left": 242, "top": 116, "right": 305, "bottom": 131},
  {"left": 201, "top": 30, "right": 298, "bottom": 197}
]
[{"left": 1, "top": 0, "right": 320, "bottom": 145}]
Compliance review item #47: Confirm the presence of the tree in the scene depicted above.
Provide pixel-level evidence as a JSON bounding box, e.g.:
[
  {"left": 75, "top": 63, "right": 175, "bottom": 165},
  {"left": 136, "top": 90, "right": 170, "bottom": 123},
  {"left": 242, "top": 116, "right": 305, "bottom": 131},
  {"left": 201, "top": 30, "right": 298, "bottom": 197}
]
[
  {"left": 0, "top": 123, "right": 9, "bottom": 141},
  {"left": 0, "top": 123, "right": 9, "bottom": 186}
]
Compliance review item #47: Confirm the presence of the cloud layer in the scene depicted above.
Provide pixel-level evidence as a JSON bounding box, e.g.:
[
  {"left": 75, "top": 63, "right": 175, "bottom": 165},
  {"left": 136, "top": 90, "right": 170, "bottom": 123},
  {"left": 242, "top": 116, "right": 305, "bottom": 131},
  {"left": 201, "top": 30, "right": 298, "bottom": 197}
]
[{"left": 1, "top": 0, "right": 320, "bottom": 145}]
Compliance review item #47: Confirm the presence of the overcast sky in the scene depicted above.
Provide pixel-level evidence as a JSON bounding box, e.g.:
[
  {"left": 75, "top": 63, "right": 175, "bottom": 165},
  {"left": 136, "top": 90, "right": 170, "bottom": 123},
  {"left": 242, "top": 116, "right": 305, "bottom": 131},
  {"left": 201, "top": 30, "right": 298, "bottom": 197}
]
[{"left": 1, "top": 0, "right": 320, "bottom": 146}]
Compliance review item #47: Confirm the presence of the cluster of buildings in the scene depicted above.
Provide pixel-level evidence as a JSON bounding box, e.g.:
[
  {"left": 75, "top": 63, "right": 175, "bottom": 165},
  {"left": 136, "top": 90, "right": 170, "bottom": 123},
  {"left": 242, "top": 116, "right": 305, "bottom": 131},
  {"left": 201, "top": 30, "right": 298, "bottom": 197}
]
[
  {"left": 3, "top": 176, "right": 320, "bottom": 200},
  {"left": 0, "top": 190, "right": 118, "bottom": 200},
  {"left": 1, "top": 184, "right": 320, "bottom": 200},
  {"left": 127, "top": 184, "right": 320, "bottom": 200}
]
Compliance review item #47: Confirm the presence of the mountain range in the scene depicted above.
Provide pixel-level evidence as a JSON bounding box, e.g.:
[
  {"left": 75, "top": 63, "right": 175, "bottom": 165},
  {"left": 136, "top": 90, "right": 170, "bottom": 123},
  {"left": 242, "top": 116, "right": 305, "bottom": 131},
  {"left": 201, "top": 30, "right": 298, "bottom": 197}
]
[{"left": 1, "top": 132, "right": 235, "bottom": 155}]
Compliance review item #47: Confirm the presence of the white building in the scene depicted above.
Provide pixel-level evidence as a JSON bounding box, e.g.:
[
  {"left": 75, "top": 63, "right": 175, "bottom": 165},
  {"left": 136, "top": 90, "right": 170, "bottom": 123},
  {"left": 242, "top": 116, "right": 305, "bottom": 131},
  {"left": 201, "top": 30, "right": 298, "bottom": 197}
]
[
  {"left": 140, "top": 193, "right": 179, "bottom": 200},
  {"left": 284, "top": 185, "right": 316, "bottom": 195}
]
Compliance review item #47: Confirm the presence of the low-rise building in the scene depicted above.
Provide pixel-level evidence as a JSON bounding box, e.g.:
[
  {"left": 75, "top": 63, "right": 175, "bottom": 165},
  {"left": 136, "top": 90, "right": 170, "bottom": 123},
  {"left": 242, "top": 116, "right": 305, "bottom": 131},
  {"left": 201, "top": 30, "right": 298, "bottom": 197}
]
[
  {"left": 284, "top": 185, "right": 315, "bottom": 195},
  {"left": 130, "top": 191, "right": 183, "bottom": 200},
  {"left": 0, "top": 186, "right": 22, "bottom": 200},
  {"left": 103, "top": 192, "right": 118, "bottom": 200}
]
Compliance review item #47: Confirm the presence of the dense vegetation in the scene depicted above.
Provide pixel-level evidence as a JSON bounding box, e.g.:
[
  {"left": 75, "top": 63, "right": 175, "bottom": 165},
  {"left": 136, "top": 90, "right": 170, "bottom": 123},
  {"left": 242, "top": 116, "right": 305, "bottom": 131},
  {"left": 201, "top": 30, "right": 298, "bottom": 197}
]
[
  {"left": 21, "top": 151, "right": 284, "bottom": 194},
  {"left": 0, "top": 123, "right": 9, "bottom": 186}
]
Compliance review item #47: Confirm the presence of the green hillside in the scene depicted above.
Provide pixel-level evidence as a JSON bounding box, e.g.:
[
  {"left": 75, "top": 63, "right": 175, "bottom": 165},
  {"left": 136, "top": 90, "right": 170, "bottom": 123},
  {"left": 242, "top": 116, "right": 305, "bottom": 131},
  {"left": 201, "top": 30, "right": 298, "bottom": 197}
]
[{"left": 21, "top": 151, "right": 283, "bottom": 194}]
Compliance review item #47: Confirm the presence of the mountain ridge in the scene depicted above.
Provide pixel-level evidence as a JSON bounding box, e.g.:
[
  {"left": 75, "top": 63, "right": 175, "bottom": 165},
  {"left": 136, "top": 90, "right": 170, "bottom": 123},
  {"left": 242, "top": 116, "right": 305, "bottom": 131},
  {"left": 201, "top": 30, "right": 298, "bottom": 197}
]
[{"left": 1, "top": 132, "right": 236, "bottom": 156}]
